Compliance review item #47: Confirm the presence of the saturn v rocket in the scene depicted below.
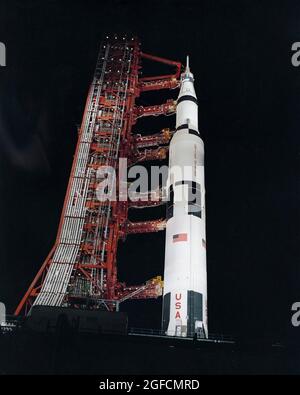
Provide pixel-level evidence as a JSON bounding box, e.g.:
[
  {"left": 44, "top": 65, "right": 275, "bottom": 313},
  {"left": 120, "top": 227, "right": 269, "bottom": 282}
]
[{"left": 162, "top": 57, "right": 207, "bottom": 338}]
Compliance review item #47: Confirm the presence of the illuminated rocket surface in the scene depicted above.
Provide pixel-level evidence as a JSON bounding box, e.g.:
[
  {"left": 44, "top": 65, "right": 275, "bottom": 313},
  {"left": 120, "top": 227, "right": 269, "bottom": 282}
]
[{"left": 162, "top": 57, "right": 208, "bottom": 338}]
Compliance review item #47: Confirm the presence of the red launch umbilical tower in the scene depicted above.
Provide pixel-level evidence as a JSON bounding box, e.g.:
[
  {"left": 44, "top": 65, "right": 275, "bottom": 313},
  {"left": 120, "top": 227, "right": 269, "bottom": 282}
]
[{"left": 15, "top": 36, "right": 182, "bottom": 316}]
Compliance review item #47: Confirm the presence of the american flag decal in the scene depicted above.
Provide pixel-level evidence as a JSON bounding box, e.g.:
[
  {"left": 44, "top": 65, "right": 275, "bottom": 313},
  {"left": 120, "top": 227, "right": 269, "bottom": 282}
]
[{"left": 173, "top": 233, "right": 188, "bottom": 243}]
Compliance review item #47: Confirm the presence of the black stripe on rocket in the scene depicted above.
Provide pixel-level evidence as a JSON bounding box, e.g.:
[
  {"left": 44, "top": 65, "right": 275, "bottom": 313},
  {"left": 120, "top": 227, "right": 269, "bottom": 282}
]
[
  {"left": 166, "top": 181, "right": 202, "bottom": 220},
  {"left": 177, "top": 95, "right": 198, "bottom": 105},
  {"left": 175, "top": 123, "right": 201, "bottom": 138}
]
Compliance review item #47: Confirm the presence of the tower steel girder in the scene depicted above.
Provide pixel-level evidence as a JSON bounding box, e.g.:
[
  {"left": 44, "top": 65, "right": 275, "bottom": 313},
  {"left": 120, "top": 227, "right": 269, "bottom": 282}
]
[{"left": 15, "top": 36, "right": 181, "bottom": 316}]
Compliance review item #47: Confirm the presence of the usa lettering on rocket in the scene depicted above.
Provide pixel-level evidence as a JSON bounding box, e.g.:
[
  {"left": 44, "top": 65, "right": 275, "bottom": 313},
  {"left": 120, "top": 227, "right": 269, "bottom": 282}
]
[{"left": 162, "top": 57, "right": 208, "bottom": 338}]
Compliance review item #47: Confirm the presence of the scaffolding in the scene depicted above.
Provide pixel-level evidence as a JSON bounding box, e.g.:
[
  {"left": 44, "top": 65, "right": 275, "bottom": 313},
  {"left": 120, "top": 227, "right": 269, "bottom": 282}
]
[{"left": 15, "top": 36, "right": 181, "bottom": 315}]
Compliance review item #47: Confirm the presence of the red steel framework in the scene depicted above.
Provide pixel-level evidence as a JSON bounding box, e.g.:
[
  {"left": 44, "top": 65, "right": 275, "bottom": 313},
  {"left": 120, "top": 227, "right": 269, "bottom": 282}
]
[{"left": 15, "top": 35, "right": 182, "bottom": 315}]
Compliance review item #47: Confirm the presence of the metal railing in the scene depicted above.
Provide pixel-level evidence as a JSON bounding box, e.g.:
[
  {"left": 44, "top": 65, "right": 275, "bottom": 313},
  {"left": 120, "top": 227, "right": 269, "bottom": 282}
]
[
  {"left": 1, "top": 317, "right": 234, "bottom": 344},
  {"left": 0, "top": 315, "right": 22, "bottom": 333},
  {"left": 128, "top": 327, "right": 234, "bottom": 343}
]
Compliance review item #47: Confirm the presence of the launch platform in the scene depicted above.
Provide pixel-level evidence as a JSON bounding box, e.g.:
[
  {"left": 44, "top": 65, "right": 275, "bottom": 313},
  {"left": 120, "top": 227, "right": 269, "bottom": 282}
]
[{"left": 0, "top": 320, "right": 293, "bottom": 374}]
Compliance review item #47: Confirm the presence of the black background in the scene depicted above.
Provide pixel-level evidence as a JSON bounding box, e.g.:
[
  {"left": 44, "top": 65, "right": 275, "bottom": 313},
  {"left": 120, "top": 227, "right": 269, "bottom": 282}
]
[{"left": 0, "top": 0, "right": 300, "bottom": 343}]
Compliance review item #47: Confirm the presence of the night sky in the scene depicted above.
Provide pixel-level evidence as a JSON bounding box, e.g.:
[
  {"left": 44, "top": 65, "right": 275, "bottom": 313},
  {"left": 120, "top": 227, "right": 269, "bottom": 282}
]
[{"left": 0, "top": 0, "right": 300, "bottom": 343}]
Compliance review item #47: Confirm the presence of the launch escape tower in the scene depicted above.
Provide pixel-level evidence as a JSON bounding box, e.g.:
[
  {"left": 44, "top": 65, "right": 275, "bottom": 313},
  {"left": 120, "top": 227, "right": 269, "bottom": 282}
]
[{"left": 15, "top": 36, "right": 182, "bottom": 316}]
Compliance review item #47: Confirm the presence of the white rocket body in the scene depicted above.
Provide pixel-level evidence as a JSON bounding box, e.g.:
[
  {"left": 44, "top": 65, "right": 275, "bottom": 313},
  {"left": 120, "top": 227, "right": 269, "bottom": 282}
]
[{"left": 162, "top": 57, "right": 207, "bottom": 338}]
